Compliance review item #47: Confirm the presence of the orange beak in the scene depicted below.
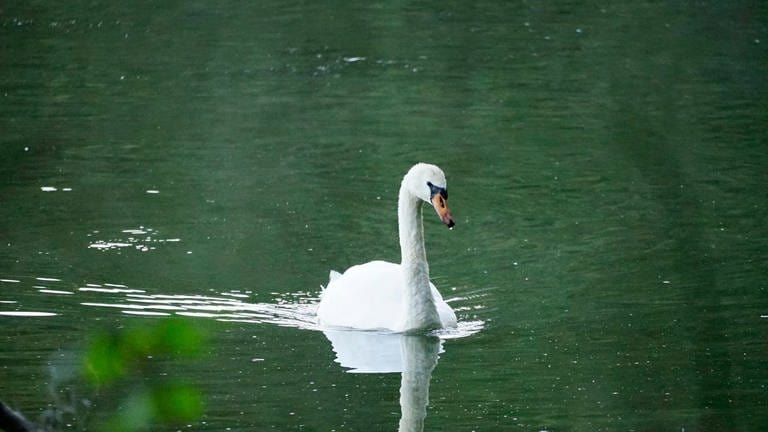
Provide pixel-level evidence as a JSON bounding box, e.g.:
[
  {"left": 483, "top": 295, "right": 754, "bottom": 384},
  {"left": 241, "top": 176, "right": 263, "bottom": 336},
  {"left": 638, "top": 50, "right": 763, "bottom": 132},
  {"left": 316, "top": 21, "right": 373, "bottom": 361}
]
[{"left": 431, "top": 194, "right": 455, "bottom": 228}]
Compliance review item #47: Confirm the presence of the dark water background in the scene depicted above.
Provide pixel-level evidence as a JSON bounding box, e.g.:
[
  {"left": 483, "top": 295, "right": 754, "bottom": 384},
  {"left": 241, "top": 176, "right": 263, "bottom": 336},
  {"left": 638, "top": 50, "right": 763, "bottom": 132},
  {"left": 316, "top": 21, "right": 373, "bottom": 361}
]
[{"left": 1, "top": 1, "right": 767, "bottom": 431}]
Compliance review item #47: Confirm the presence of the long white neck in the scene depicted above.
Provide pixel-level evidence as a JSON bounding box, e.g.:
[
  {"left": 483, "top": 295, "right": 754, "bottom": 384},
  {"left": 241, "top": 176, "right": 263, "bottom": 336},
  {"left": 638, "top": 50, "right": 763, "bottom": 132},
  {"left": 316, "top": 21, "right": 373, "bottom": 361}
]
[{"left": 398, "top": 183, "right": 441, "bottom": 332}]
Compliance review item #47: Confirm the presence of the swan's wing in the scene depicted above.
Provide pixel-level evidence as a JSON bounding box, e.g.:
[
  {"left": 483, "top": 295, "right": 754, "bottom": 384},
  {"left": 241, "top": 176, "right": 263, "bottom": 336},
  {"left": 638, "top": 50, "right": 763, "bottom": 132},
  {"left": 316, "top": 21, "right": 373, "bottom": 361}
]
[{"left": 318, "top": 261, "right": 403, "bottom": 330}]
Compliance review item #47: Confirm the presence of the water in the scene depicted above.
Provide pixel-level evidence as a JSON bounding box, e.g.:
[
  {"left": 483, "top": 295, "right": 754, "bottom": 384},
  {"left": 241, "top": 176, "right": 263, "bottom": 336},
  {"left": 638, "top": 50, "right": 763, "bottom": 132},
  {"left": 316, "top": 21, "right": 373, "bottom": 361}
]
[{"left": 2, "top": 1, "right": 767, "bottom": 431}]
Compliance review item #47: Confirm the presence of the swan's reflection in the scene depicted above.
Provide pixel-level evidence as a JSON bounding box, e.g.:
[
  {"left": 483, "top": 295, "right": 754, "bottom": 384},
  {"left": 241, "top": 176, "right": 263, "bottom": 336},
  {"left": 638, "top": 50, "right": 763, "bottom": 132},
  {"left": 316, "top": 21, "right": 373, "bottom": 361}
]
[{"left": 323, "top": 330, "right": 441, "bottom": 432}]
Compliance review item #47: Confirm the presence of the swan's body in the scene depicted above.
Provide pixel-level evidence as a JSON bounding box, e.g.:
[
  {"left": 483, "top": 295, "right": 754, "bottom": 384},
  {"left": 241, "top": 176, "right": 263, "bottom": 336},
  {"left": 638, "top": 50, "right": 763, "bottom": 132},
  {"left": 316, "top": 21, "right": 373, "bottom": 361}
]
[
  {"left": 319, "top": 261, "right": 456, "bottom": 332},
  {"left": 317, "top": 163, "right": 457, "bottom": 333}
]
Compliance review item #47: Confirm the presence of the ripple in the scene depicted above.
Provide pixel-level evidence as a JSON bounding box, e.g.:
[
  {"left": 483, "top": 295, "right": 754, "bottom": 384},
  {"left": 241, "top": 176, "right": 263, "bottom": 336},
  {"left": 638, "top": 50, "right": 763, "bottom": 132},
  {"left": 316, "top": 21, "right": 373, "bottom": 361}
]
[
  {"left": 91, "top": 291, "right": 324, "bottom": 330},
  {"left": 0, "top": 275, "right": 485, "bottom": 340},
  {"left": 434, "top": 320, "right": 485, "bottom": 339}
]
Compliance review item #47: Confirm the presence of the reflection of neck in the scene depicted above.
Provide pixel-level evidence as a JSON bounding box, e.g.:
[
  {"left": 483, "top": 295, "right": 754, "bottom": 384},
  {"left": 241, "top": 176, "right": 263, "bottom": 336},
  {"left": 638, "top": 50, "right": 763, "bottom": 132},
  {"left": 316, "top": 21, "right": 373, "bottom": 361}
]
[
  {"left": 398, "top": 336, "right": 440, "bottom": 432},
  {"left": 398, "top": 184, "right": 440, "bottom": 332}
]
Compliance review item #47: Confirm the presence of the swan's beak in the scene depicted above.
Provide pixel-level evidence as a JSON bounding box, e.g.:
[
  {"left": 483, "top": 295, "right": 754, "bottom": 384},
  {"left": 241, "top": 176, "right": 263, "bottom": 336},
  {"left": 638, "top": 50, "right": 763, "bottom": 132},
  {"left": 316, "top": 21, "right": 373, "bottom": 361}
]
[{"left": 431, "top": 195, "right": 455, "bottom": 228}]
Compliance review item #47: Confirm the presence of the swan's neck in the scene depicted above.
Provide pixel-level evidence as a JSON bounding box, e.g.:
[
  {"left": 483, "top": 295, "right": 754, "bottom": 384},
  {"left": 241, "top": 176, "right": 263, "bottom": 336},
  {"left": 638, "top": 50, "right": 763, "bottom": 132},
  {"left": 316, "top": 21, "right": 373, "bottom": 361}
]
[{"left": 398, "top": 186, "right": 441, "bottom": 332}]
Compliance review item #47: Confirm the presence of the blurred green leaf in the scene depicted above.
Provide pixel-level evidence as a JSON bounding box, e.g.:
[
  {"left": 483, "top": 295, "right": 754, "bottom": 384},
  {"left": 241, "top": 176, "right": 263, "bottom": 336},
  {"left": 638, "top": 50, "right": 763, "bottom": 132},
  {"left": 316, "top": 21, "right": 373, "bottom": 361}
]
[
  {"left": 102, "top": 390, "right": 154, "bottom": 432},
  {"left": 83, "top": 332, "right": 127, "bottom": 385},
  {"left": 98, "top": 383, "right": 203, "bottom": 432},
  {"left": 154, "top": 318, "right": 205, "bottom": 356},
  {"left": 81, "top": 318, "right": 206, "bottom": 430},
  {"left": 152, "top": 382, "right": 204, "bottom": 422},
  {"left": 82, "top": 318, "right": 205, "bottom": 386}
]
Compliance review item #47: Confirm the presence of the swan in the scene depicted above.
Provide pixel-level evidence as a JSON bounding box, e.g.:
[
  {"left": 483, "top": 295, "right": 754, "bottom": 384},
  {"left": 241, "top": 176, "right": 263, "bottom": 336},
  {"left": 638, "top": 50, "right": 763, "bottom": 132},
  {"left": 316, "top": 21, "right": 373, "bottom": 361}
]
[{"left": 317, "top": 163, "right": 458, "bottom": 333}]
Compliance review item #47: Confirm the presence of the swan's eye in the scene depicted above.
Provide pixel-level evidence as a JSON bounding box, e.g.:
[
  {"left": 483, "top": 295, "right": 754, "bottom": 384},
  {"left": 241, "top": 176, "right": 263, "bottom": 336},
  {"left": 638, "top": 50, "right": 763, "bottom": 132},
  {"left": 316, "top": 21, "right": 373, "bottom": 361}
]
[{"left": 427, "top": 181, "right": 448, "bottom": 200}]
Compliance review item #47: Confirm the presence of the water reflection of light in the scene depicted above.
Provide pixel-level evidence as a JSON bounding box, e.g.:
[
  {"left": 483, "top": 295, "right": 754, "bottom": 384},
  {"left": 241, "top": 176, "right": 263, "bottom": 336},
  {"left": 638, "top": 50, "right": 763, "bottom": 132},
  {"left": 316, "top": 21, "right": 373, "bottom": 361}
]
[
  {"left": 79, "top": 287, "right": 145, "bottom": 294},
  {"left": 88, "top": 241, "right": 134, "bottom": 250},
  {"left": 220, "top": 292, "right": 250, "bottom": 298},
  {"left": 38, "top": 289, "right": 74, "bottom": 295},
  {"left": 86, "top": 226, "right": 181, "bottom": 252},
  {"left": 40, "top": 186, "right": 73, "bottom": 192},
  {"left": 80, "top": 302, "right": 184, "bottom": 311},
  {"left": 122, "top": 310, "right": 170, "bottom": 316},
  {"left": 0, "top": 311, "right": 57, "bottom": 317}
]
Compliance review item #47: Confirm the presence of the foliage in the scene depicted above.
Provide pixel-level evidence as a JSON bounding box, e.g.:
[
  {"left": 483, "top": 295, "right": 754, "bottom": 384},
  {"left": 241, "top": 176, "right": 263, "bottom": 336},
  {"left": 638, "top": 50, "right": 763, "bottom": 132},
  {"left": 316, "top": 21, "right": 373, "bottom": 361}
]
[{"left": 81, "top": 317, "right": 206, "bottom": 431}]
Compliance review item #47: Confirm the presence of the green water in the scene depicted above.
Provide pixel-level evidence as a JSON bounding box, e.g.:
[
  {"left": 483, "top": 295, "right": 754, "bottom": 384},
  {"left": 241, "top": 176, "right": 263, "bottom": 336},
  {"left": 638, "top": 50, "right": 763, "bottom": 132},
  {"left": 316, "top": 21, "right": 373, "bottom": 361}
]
[{"left": 1, "top": 1, "right": 767, "bottom": 431}]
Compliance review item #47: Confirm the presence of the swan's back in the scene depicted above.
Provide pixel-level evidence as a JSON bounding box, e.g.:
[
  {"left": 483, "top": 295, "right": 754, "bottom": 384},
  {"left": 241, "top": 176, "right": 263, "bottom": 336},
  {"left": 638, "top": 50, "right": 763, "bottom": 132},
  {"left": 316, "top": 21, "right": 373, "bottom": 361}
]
[{"left": 317, "top": 261, "right": 456, "bottom": 332}]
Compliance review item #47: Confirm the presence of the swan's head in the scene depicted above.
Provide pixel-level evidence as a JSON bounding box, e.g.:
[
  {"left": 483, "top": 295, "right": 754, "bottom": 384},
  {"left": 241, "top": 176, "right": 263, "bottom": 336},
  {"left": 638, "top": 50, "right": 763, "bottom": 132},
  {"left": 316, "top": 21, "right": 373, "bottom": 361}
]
[{"left": 404, "top": 163, "right": 455, "bottom": 229}]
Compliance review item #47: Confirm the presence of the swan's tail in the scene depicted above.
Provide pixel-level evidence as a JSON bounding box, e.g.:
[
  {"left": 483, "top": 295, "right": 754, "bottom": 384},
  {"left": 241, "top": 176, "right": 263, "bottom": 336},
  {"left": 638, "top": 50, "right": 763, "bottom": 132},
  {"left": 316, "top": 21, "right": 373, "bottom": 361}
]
[
  {"left": 329, "top": 270, "right": 341, "bottom": 282},
  {"left": 321, "top": 270, "right": 342, "bottom": 290}
]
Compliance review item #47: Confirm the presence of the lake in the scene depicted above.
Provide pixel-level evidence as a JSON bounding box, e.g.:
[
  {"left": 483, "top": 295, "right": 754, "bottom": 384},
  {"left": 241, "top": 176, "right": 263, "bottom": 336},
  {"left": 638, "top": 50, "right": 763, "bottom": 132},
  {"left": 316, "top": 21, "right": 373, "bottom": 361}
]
[{"left": 1, "top": 1, "right": 766, "bottom": 431}]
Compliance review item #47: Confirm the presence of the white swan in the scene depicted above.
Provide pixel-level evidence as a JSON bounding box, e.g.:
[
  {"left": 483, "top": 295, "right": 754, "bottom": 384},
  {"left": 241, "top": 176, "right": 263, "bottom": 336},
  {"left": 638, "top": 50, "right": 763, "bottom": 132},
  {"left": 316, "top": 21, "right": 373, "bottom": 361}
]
[{"left": 317, "top": 163, "right": 458, "bottom": 333}]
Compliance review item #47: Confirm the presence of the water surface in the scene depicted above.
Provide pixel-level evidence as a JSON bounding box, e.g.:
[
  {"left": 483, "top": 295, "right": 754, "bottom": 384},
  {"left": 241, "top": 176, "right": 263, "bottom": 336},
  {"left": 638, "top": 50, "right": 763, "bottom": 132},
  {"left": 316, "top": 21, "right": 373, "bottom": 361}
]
[{"left": 1, "top": 1, "right": 767, "bottom": 431}]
